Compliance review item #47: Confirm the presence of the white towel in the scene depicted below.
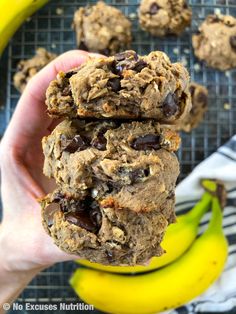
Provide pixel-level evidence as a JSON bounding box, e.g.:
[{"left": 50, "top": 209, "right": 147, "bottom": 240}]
[{"left": 169, "top": 135, "right": 236, "bottom": 313}]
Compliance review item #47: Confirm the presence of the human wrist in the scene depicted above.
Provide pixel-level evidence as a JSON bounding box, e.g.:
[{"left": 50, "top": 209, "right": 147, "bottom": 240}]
[
  {"left": 0, "top": 224, "right": 44, "bottom": 273},
  {"left": 0, "top": 228, "right": 44, "bottom": 309}
]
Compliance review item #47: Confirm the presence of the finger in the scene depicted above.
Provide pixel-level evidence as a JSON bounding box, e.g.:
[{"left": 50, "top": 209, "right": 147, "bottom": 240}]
[{"left": 2, "top": 50, "right": 91, "bottom": 148}]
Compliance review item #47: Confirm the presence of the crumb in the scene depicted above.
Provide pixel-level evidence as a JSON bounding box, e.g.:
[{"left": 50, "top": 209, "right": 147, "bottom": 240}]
[
  {"left": 181, "top": 56, "right": 188, "bottom": 67},
  {"left": 184, "top": 48, "right": 190, "bottom": 54},
  {"left": 194, "top": 63, "right": 201, "bottom": 72},
  {"left": 173, "top": 47, "right": 179, "bottom": 55},
  {"left": 224, "top": 103, "right": 231, "bottom": 110},
  {"left": 214, "top": 8, "right": 221, "bottom": 16},
  {"left": 129, "top": 12, "right": 137, "bottom": 19},
  {"left": 56, "top": 7, "right": 64, "bottom": 15},
  {"left": 51, "top": 43, "right": 56, "bottom": 49},
  {"left": 26, "top": 17, "right": 31, "bottom": 22},
  {"left": 225, "top": 71, "right": 230, "bottom": 78}
]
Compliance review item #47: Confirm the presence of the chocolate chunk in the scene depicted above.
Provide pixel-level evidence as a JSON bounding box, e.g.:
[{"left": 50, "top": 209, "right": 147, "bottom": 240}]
[
  {"left": 100, "top": 48, "right": 111, "bottom": 56},
  {"left": 108, "top": 77, "right": 121, "bottom": 92},
  {"left": 63, "top": 135, "right": 88, "bottom": 153},
  {"left": 162, "top": 93, "right": 178, "bottom": 117},
  {"left": 133, "top": 60, "right": 147, "bottom": 72},
  {"left": 230, "top": 35, "right": 236, "bottom": 51},
  {"left": 114, "top": 51, "right": 138, "bottom": 62},
  {"left": 183, "top": 2, "right": 188, "bottom": 9},
  {"left": 53, "top": 192, "right": 64, "bottom": 203},
  {"left": 131, "top": 134, "right": 160, "bottom": 150},
  {"left": 144, "top": 168, "right": 150, "bottom": 176},
  {"left": 78, "top": 41, "right": 89, "bottom": 51},
  {"left": 196, "top": 92, "right": 208, "bottom": 107},
  {"left": 91, "top": 132, "right": 107, "bottom": 151},
  {"left": 65, "top": 212, "right": 97, "bottom": 233},
  {"left": 114, "top": 51, "right": 139, "bottom": 74},
  {"left": 129, "top": 168, "right": 150, "bottom": 183},
  {"left": 65, "top": 71, "right": 77, "bottom": 79},
  {"left": 149, "top": 3, "right": 160, "bottom": 15}
]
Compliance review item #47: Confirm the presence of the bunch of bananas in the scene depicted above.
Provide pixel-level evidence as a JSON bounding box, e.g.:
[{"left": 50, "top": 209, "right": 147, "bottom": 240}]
[
  {"left": 71, "top": 179, "right": 228, "bottom": 314},
  {"left": 0, "top": 0, "right": 49, "bottom": 56}
]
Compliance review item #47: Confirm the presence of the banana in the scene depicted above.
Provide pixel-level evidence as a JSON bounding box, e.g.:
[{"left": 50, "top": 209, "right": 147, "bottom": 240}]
[
  {"left": 77, "top": 192, "right": 212, "bottom": 274},
  {"left": 0, "top": 0, "right": 49, "bottom": 56},
  {"left": 70, "top": 196, "right": 228, "bottom": 314}
]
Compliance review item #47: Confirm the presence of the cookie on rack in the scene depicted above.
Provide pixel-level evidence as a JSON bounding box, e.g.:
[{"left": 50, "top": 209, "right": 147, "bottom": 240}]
[
  {"left": 73, "top": 1, "right": 132, "bottom": 55},
  {"left": 13, "top": 47, "right": 56, "bottom": 93},
  {"left": 41, "top": 119, "right": 180, "bottom": 265},
  {"left": 46, "top": 50, "right": 191, "bottom": 123},
  {"left": 192, "top": 14, "right": 236, "bottom": 71},
  {"left": 138, "top": 0, "right": 192, "bottom": 37}
]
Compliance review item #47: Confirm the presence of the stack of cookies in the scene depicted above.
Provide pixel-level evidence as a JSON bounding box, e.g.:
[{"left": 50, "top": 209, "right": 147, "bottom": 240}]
[{"left": 41, "top": 50, "right": 191, "bottom": 266}]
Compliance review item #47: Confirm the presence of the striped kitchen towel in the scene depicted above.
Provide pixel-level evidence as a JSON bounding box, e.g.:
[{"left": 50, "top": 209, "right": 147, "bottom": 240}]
[{"left": 170, "top": 135, "right": 236, "bottom": 314}]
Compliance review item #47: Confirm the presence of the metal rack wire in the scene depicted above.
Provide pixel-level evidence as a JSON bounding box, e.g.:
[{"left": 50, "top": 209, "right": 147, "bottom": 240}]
[{"left": 1, "top": 0, "right": 236, "bottom": 313}]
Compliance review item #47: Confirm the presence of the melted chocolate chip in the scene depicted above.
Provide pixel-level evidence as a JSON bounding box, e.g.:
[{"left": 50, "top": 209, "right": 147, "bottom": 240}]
[
  {"left": 114, "top": 51, "right": 138, "bottom": 62},
  {"left": 133, "top": 60, "right": 147, "bottom": 72},
  {"left": 196, "top": 92, "right": 208, "bottom": 106},
  {"left": 63, "top": 135, "right": 88, "bottom": 153},
  {"left": 65, "top": 70, "right": 77, "bottom": 79},
  {"left": 108, "top": 77, "right": 121, "bottom": 92},
  {"left": 114, "top": 51, "right": 140, "bottom": 74},
  {"left": 162, "top": 93, "right": 178, "bottom": 117},
  {"left": 131, "top": 134, "right": 160, "bottom": 150},
  {"left": 144, "top": 168, "right": 150, "bottom": 176},
  {"left": 230, "top": 35, "right": 236, "bottom": 51},
  {"left": 183, "top": 2, "right": 188, "bottom": 9},
  {"left": 91, "top": 132, "right": 107, "bottom": 151},
  {"left": 149, "top": 3, "right": 160, "bottom": 15},
  {"left": 65, "top": 212, "right": 98, "bottom": 233}
]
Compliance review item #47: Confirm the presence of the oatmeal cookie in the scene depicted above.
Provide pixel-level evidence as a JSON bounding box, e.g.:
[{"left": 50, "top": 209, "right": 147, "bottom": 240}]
[{"left": 46, "top": 50, "right": 191, "bottom": 123}]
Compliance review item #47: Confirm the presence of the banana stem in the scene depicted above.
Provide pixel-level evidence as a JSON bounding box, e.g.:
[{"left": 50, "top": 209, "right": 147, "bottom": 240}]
[
  {"left": 185, "top": 192, "right": 212, "bottom": 223},
  {"left": 207, "top": 197, "right": 223, "bottom": 234}
]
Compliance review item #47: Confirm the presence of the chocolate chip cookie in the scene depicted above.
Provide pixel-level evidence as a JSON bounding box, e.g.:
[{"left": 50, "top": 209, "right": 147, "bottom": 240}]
[
  {"left": 73, "top": 1, "right": 132, "bottom": 55},
  {"left": 192, "top": 14, "right": 236, "bottom": 71},
  {"left": 14, "top": 48, "right": 57, "bottom": 93},
  {"left": 43, "top": 119, "right": 180, "bottom": 208},
  {"left": 174, "top": 82, "right": 208, "bottom": 132},
  {"left": 41, "top": 119, "right": 180, "bottom": 265},
  {"left": 41, "top": 190, "right": 169, "bottom": 265},
  {"left": 46, "top": 50, "right": 191, "bottom": 123},
  {"left": 138, "top": 0, "right": 192, "bottom": 37}
]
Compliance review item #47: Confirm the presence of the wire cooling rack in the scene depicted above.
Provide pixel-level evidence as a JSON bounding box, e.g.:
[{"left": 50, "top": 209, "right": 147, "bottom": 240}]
[{"left": 1, "top": 0, "right": 236, "bottom": 313}]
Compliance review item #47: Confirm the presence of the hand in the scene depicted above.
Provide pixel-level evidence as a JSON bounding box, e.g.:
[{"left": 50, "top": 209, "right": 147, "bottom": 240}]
[{"left": 0, "top": 50, "right": 96, "bottom": 306}]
